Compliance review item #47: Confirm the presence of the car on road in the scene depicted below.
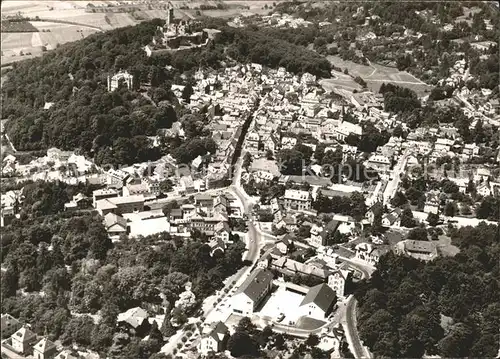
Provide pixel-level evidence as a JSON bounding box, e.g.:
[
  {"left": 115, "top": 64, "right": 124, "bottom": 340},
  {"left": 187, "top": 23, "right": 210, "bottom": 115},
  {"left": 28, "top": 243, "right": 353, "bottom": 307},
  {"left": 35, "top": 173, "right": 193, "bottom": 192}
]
[{"left": 276, "top": 313, "right": 285, "bottom": 322}]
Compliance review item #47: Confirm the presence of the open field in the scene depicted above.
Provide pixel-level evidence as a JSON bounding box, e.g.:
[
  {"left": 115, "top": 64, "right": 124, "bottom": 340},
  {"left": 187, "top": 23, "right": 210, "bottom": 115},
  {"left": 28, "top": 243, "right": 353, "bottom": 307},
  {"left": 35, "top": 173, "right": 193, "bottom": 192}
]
[
  {"left": 327, "top": 55, "right": 433, "bottom": 96},
  {"left": 320, "top": 70, "right": 363, "bottom": 92}
]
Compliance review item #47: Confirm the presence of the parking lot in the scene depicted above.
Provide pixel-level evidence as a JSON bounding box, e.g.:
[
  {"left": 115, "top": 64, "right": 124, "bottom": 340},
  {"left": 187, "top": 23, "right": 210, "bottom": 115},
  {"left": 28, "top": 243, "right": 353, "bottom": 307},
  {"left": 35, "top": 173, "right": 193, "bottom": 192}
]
[{"left": 259, "top": 286, "right": 305, "bottom": 325}]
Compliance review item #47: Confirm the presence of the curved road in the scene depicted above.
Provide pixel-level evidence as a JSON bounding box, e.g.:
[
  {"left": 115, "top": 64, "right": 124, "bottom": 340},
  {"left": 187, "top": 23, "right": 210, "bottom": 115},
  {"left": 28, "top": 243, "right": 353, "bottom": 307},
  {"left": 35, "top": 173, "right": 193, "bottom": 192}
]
[{"left": 340, "top": 259, "right": 374, "bottom": 359}]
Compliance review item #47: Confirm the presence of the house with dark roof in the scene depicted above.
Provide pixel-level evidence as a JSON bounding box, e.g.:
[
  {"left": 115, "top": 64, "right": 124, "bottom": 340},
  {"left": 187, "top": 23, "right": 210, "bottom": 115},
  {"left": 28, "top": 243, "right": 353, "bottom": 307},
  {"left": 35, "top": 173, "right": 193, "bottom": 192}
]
[
  {"left": 299, "top": 284, "right": 337, "bottom": 320},
  {"left": 104, "top": 212, "right": 128, "bottom": 236},
  {"left": 33, "top": 337, "right": 57, "bottom": 359},
  {"left": 10, "top": 327, "right": 37, "bottom": 354},
  {"left": 117, "top": 307, "right": 151, "bottom": 337},
  {"left": 309, "top": 220, "right": 340, "bottom": 247},
  {"left": 394, "top": 240, "right": 440, "bottom": 261},
  {"left": 231, "top": 269, "right": 273, "bottom": 316},
  {"left": 197, "top": 321, "right": 229, "bottom": 355},
  {"left": 381, "top": 208, "right": 402, "bottom": 227}
]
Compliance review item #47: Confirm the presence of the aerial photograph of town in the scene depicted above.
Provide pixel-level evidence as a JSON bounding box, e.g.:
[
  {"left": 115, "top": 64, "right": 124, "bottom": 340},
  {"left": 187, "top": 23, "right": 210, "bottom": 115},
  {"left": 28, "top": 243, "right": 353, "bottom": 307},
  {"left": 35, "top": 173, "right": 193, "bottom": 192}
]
[{"left": 0, "top": 0, "right": 498, "bottom": 358}]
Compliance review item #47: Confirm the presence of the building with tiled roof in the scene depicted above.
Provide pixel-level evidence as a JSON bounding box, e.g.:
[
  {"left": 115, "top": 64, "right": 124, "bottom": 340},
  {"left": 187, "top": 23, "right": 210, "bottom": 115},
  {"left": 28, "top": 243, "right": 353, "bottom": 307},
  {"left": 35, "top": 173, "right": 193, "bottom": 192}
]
[
  {"left": 299, "top": 283, "right": 337, "bottom": 320},
  {"left": 197, "top": 321, "right": 229, "bottom": 355},
  {"left": 231, "top": 269, "right": 273, "bottom": 316}
]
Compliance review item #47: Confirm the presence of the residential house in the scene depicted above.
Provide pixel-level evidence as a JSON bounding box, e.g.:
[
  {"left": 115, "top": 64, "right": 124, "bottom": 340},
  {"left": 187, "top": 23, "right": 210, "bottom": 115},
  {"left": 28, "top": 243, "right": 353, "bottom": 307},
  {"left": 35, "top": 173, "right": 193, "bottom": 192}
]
[
  {"left": 328, "top": 269, "right": 350, "bottom": 298},
  {"left": 476, "top": 182, "right": 492, "bottom": 197},
  {"left": 195, "top": 192, "right": 214, "bottom": 209},
  {"left": 246, "top": 132, "right": 260, "bottom": 154},
  {"left": 424, "top": 191, "right": 440, "bottom": 214},
  {"left": 354, "top": 242, "right": 382, "bottom": 266},
  {"left": 11, "top": 327, "right": 37, "bottom": 354},
  {"left": 64, "top": 193, "right": 90, "bottom": 211},
  {"left": 143, "top": 177, "right": 161, "bottom": 196},
  {"left": 299, "top": 284, "right": 337, "bottom": 320},
  {"left": 104, "top": 213, "right": 128, "bottom": 236},
  {"left": 197, "top": 322, "right": 229, "bottom": 356},
  {"left": 106, "top": 169, "right": 131, "bottom": 188},
  {"left": 318, "top": 325, "right": 344, "bottom": 353},
  {"left": 263, "top": 133, "right": 280, "bottom": 153},
  {"left": 214, "top": 221, "right": 231, "bottom": 242},
  {"left": 117, "top": 307, "right": 151, "bottom": 337},
  {"left": 33, "top": 338, "right": 57, "bottom": 359},
  {"left": 366, "top": 154, "right": 391, "bottom": 173},
  {"left": 1, "top": 314, "right": 22, "bottom": 338},
  {"left": 394, "top": 240, "right": 439, "bottom": 261},
  {"left": 231, "top": 269, "right": 273, "bottom": 316},
  {"left": 281, "top": 137, "right": 297, "bottom": 149},
  {"left": 309, "top": 224, "right": 324, "bottom": 248},
  {"left": 275, "top": 234, "right": 293, "bottom": 254},
  {"left": 382, "top": 208, "right": 402, "bottom": 227},
  {"left": 283, "top": 189, "right": 311, "bottom": 211}
]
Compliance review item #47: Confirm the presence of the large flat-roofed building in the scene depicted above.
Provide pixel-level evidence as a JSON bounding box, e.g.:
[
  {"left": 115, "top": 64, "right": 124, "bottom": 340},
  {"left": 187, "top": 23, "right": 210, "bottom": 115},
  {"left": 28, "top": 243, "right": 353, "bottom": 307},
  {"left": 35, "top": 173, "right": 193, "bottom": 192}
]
[
  {"left": 283, "top": 189, "right": 311, "bottom": 211},
  {"left": 95, "top": 195, "right": 144, "bottom": 216}
]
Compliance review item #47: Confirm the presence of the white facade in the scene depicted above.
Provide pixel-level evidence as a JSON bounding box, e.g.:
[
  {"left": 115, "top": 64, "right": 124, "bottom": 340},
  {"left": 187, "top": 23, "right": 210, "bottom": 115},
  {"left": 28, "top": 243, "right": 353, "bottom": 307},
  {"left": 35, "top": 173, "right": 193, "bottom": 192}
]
[
  {"left": 283, "top": 189, "right": 311, "bottom": 211},
  {"left": 231, "top": 292, "right": 255, "bottom": 317},
  {"left": 328, "top": 270, "right": 348, "bottom": 298},
  {"left": 299, "top": 302, "right": 326, "bottom": 321}
]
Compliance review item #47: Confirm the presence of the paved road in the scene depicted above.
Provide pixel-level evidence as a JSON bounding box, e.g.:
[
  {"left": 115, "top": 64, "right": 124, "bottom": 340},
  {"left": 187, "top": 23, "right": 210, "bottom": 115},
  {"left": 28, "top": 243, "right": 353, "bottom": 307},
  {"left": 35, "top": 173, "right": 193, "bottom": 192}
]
[
  {"left": 162, "top": 152, "right": 264, "bottom": 355},
  {"left": 340, "top": 260, "right": 374, "bottom": 359},
  {"left": 383, "top": 148, "right": 410, "bottom": 206}
]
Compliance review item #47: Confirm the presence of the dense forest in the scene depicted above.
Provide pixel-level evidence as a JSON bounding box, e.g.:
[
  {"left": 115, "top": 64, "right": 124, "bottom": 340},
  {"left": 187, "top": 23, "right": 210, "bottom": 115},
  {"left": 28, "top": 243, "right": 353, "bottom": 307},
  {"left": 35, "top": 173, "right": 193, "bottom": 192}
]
[
  {"left": 2, "top": 18, "right": 331, "bottom": 166},
  {"left": 0, "top": 181, "right": 246, "bottom": 357},
  {"left": 354, "top": 222, "right": 500, "bottom": 358}
]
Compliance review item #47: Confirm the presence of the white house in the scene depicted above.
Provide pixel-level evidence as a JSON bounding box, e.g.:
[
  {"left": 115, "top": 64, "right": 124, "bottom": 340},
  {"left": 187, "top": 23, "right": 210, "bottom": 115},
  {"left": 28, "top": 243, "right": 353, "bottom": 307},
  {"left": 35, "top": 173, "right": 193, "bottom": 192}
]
[
  {"left": 366, "top": 154, "right": 391, "bottom": 173},
  {"left": 11, "top": 327, "right": 37, "bottom": 354},
  {"left": 327, "top": 269, "right": 350, "bottom": 298},
  {"left": 283, "top": 189, "right": 311, "bottom": 211},
  {"left": 299, "top": 284, "right": 337, "bottom": 321},
  {"left": 231, "top": 269, "right": 273, "bottom": 316},
  {"left": 354, "top": 242, "right": 381, "bottom": 266},
  {"left": 33, "top": 338, "right": 58, "bottom": 359},
  {"left": 197, "top": 321, "right": 229, "bottom": 356}
]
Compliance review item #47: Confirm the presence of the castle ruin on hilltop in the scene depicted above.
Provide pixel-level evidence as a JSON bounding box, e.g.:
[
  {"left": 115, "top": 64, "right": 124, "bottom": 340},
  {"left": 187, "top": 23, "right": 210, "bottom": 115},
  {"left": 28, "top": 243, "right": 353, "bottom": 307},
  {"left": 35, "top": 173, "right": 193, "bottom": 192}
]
[{"left": 143, "top": 2, "right": 221, "bottom": 57}]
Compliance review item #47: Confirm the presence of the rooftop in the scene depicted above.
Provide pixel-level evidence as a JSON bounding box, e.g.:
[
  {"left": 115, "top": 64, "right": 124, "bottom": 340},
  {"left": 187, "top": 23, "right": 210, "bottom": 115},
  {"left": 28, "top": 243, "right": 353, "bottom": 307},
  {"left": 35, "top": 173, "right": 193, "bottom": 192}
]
[
  {"left": 235, "top": 268, "right": 273, "bottom": 302},
  {"left": 300, "top": 283, "right": 337, "bottom": 312}
]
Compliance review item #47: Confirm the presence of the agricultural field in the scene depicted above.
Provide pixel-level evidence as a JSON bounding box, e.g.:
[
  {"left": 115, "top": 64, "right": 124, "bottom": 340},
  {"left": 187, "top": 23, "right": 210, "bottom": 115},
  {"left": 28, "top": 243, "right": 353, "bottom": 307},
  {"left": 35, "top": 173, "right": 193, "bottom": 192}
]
[
  {"left": 327, "top": 55, "right": 433, "bottom": 96},
  {"left": 1, "top": 20, "right": 39, "bottom": 32}
]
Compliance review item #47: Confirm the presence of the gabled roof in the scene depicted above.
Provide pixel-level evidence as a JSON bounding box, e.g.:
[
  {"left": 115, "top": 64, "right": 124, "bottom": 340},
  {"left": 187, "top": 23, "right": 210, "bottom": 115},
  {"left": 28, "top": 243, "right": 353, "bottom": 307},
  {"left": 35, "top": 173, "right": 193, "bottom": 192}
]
[
  {"left": 34, "top": 337, "right": 57, "bottom": 354},
  {"left": 300, "top": 283, "right": 336, "bottom": 312},
  {"left": 104, "top": 212, "right": 127, "bottom": 229},
  {"left": 235, "top": 269, "right": 273, "bottom": 302},
  {"left": 207, "top": 321, "right": 229, "bottom": 342},
  {"left": 117, "top": 307, "right": 148, "bottom": 328}
]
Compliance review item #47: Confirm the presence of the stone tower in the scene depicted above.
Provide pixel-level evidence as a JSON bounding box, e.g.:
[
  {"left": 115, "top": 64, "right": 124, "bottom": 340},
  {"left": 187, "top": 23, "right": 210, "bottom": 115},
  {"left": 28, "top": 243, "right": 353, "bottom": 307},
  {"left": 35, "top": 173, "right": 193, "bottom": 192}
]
[{"left": 166, "top": 1, "right": 174, "bottom": 26}]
